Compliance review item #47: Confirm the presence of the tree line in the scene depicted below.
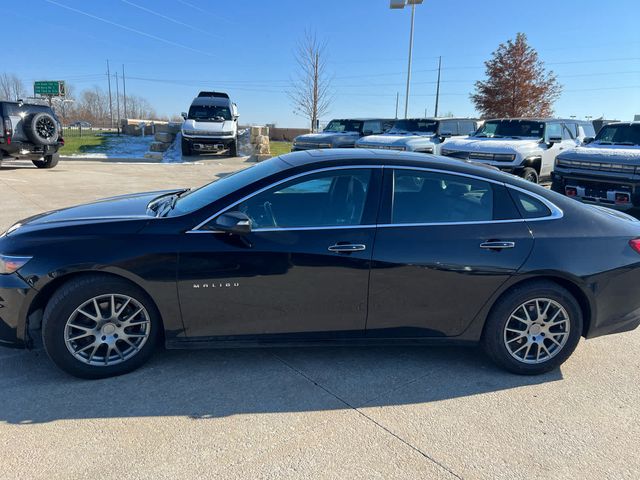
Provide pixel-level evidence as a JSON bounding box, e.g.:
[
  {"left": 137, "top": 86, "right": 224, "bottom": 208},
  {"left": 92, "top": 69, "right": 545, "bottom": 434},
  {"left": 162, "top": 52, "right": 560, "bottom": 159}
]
[{"left": 0, "top": 73, "right": 162, "bottom": 125}]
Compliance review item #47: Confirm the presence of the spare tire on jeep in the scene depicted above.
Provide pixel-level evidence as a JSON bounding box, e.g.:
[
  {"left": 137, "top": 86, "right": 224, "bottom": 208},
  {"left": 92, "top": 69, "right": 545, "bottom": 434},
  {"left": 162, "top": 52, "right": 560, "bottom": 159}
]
[{"left": 23, "top": 112, "right": 60, "bottom": 146}]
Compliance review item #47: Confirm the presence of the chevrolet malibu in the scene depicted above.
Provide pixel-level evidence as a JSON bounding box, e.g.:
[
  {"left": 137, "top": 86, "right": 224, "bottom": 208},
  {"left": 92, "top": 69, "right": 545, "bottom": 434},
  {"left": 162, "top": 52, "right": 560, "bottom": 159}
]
[{"left": 1, "top": 149, "right": 640, "bottom": 378}]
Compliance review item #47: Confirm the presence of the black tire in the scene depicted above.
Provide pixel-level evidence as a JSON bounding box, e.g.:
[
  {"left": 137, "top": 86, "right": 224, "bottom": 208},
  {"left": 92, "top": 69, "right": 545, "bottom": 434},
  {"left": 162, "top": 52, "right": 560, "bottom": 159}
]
[
  {"left": 181, "top": 137, "right": 192, "bottom": 156},
  {"left": 24, "top": 112, "right": 60, "bottom": 146},
  {"left": 482, "top": 280, "right": 582, "bottom": 375},
  {"left": 520, "top": 167, "right": 539, "bottom": 184},
  {"left": 229, "top": 139, "right": 238, "bottom": 157},
  {"left": 32, "top": 154, "right": 59, "bottom": 169},
  {"left": 42, "top": 275, "right": 160, "bottom": 379}
]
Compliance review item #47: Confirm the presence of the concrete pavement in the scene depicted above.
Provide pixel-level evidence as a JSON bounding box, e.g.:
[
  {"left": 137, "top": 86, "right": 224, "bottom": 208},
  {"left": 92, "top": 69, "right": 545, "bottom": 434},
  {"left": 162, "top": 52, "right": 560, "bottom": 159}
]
[{"left": 0, "top": 158, "right": 639, "bottom": 479}]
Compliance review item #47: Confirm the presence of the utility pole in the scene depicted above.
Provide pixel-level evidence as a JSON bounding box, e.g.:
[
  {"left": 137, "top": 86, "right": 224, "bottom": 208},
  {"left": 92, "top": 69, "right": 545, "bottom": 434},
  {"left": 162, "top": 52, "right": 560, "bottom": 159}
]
[
  {"left": 434, "top": 56, "right": 441, "bottom": 117},
  {"left": 395, "top": 92, "right": 399, "bottom": 119},
  {"left": 404, "top": 3, "right": 415, "bottom": 118},
  {"left": 122, "top": 64, "right": 128, "bottom": 119},
  {"left": 115, "top": 71, "right": 121, "bottom": 135},
  {"left": 106, "top": 60, "right": 114, "bottom": 129}
]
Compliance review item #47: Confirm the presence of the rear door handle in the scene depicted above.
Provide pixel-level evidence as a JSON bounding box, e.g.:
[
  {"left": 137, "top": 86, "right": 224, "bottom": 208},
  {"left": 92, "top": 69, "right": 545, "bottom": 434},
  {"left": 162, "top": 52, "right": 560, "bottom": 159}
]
[
  {"left": 480, "top": 241, "right": 515, "bottom": 250},
  {"left": 328, "top": 244, "right": 366, "bottom": 253}
]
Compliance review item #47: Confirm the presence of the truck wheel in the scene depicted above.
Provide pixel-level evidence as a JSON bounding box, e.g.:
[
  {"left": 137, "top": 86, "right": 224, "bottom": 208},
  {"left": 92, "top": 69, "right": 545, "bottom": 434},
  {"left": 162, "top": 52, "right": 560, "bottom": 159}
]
[
  {"left": 33, "top": 154, "right": 60, "bottom": 169},
  {"left": 521, "top": 167, "right": 539, "bottom": 183},
  {"left": 229, "top": 140, "right": 238, "bottom": 157},
  {"left": 181, "top": 138, "right": 192, "bottom": 156}
]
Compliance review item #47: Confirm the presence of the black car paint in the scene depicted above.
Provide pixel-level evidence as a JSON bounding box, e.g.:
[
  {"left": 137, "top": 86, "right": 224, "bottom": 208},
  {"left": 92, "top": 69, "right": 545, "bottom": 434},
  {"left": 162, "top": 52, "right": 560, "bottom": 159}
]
[{"left": 2, "top": 150, "right": 640, "bottom": 350}]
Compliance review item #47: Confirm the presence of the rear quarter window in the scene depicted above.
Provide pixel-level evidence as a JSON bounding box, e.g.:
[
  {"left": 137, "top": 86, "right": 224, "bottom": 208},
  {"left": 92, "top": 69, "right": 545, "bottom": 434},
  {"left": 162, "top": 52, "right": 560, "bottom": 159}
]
[{"left": 509, "top": 189, "right": 552, "bottom": 219}]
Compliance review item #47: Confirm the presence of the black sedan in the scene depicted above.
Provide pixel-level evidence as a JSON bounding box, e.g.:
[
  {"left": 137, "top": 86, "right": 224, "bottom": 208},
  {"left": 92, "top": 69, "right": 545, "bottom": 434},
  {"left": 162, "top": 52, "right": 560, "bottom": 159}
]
[{"left": 2, "top": 149, "right": 640, "bottom": 378}]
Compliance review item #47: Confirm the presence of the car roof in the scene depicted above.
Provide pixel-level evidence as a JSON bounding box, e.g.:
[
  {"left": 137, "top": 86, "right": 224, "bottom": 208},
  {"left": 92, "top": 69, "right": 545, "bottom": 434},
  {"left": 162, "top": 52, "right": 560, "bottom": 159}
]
[
  {"left": 277, "top": 148, "right": 509, "bottom": 181},
  {"left": 328, "top": 118, "right": 395, "bottom": 122},
  {"left": 190, "top": 96, "right": 231, "bottom": 107},
  {"left": 394, "top": 117, "right": 479, "bottom": 121}
]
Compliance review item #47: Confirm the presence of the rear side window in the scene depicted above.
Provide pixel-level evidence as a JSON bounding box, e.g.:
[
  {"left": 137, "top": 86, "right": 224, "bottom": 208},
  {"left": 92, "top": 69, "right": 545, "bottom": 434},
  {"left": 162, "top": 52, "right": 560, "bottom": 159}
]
[
  {"left": 440, "top": 121, "right": 459, "bottom": 136},
  {"left": 509, "top": 189, "right": 552, "bottom": 219},
  {"left": 458, "top": 120, "right": 476, "bottom": 136}
]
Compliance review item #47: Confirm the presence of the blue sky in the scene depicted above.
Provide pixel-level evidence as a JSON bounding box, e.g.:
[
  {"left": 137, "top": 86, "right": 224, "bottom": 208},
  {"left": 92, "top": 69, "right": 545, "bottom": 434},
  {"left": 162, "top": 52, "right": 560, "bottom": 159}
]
[{"left": 5, "top": 0, "right": 640, "bottom": 126}]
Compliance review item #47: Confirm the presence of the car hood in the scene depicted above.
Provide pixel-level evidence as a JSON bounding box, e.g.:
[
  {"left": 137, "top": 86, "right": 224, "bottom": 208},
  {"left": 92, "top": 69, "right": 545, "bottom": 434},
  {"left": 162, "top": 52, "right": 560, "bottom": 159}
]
[
  {"left": 294, "top": 132, "right": 360, "bottom": 144},
  {"left": 357, "top": 134, "right": 432, "bottom": 146},
  {"left": 444, "top": 137, "right": 541, "bottom": 154},
  {"left": 557, "top": 144, "right": 640, "bottom": 165},
  {"left": 15, "top": 190, "right": 180, "bottom": 228},
  {"left": 182, "top": 119, "right": 235, "bottom": 132}
]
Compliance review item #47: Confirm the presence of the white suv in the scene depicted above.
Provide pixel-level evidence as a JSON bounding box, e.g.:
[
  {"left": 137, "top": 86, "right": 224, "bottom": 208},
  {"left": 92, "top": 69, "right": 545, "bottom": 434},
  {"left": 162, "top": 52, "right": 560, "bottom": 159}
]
[{"left": 181, "top": 92, "right": 239, "bottom": 156}]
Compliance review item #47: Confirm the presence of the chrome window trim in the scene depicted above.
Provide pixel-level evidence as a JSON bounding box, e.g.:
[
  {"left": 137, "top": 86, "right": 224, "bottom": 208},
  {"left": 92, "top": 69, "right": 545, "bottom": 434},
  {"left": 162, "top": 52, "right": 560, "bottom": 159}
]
[
  {"left": 186, "top": 164, "right": 563, "bottom": 234},
  {"left": 188, "top": 165, "right": 382, "bottom": 233}
]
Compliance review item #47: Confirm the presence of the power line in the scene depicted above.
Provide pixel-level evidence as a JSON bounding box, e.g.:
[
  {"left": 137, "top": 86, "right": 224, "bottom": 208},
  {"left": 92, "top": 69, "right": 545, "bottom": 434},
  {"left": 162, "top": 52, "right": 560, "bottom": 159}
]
[
  {"left": 45, "top": 0, "right": 216, "bottom": 58},
  {"left": 120, "top": 0, "right": 222, "bottom": 39}
]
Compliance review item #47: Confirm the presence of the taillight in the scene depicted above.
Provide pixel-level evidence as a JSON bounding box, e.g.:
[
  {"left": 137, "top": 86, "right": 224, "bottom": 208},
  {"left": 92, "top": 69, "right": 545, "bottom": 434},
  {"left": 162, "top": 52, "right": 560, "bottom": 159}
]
[
  {"left": 615, "top": 192, "right": 630, "bottom": 204},
  {"left": 3, "top": 118, "right": 11, "bottom": 144},
  {"left": 565, "top": 186, "right": 577, "bottom": 197},
  {"left": 629, "top": 239, "right": 640, "bottom": 254}
]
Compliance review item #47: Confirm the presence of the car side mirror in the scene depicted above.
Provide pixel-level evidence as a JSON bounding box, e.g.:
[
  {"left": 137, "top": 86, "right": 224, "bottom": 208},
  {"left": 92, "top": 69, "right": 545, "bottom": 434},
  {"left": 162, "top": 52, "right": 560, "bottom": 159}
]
[
  {"left": 548, "top": 136, "right": 562, "bottom": 146},
  {"left": 583, "top": 136, "right": 594, "bottom": 144},
  {"left": 181, "top": 112, "right": 187, "bottom": 120},
  {"left": 214, "top": 211, "right": 252, "bottom": 235}
]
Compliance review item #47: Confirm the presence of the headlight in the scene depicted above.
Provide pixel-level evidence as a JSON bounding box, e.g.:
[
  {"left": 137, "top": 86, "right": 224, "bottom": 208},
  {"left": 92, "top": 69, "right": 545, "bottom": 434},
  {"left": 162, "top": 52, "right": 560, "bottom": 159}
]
[{"left": 0, "top": 254, "right": 32, "bottom": 275}]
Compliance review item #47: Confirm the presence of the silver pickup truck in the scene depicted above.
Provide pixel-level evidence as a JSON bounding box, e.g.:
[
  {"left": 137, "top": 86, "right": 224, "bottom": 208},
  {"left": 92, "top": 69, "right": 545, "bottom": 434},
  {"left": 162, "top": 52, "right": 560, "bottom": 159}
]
[
  {"left": 355, "top": 117, "right": 479, "bottom": 154},
  {"left": 551, "top": 121, "right": 640, "bottom": 211},
  {"left": 441, "top": 118, "right": 595, "bottom": 183}
]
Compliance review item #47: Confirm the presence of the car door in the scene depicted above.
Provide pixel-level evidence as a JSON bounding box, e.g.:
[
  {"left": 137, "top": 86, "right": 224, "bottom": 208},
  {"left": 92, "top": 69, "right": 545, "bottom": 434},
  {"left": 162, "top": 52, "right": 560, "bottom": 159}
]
[
  {"left": 367, "top": 167, "right": 534, "bottom": 338},
  {"left": 177, "top": 166, "right": 381, "bottom": 339},
  {"left": 541, "top": 122, "right": 564, "bottom": 176}
]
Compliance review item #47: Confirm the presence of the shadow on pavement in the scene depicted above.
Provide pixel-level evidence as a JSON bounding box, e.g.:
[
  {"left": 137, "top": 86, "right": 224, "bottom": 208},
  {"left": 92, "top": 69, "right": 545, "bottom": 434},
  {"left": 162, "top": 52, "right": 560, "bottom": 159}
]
[{"left": 0, "top": 345, "right": 562, "bottom": 424}]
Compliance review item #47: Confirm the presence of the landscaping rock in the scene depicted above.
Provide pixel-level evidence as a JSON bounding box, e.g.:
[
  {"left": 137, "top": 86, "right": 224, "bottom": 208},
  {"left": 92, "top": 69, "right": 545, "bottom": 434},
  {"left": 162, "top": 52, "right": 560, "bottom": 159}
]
[
  {"left": 150, "top": 141, "right": 170, "bottom": 152},
  {"left": 155, "top": 132, "right": 175, "bottom": 143},
  {"left": 144, "top": 152, "right": 163, "bottom": 160}
]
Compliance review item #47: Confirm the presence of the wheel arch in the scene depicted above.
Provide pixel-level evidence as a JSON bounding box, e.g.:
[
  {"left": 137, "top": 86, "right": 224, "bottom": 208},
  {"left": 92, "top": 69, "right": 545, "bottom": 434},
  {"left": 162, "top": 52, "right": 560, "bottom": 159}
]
[
  {"left": 481, "top": 275, "right": 593, "bottom": 339},
  {"left": 522, "top": 156, "right": 542, "bottom": 174},
  {"left": 26, "top": 270, "right": 165, "bottom": 338}
]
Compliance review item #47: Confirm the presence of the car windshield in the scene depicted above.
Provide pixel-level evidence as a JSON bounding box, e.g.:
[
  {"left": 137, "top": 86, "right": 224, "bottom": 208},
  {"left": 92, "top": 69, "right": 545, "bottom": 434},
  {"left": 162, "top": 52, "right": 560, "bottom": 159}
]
[
  {"left": 475, "top": 120, "right": 544, "bottom": 139},
  {"left": 188, "top": 105, "right": 232, "bottom": 121},
  {"left": 387, "top": 120, "right": 438, "bottom": 134},
  {"left": 324, "top": 120, "right": 363, "bottom": 133},
  {"left": 595, "top": 124, "right": 640, "bottom": 146},
  {"left": 167, "top": 158, "right": 287, "bottom": 216}
]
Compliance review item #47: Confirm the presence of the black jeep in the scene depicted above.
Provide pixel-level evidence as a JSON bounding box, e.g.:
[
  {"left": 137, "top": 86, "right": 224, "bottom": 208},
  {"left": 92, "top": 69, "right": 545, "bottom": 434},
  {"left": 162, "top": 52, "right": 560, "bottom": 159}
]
[{"left": 0, "top": 100, "right": 64, "bottom": 169}]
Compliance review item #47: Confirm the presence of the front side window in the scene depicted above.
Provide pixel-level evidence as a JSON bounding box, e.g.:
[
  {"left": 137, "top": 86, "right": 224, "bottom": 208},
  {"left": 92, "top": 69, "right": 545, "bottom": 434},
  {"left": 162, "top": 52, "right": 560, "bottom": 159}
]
[
  {"left": 439, "top": 121, "right": 459, "bottom": 136},
  {"left": 362, "top": 120, "right": 383, "bottom": 135},
  {"left": 458, "top": 121, "right": 476, "bottom": 136},
  {"left": 230, "top": 169, "right": 372, "bottom": 229},
  {"left": 391, "top": 170, "right": 496, "bottom": 224},
  {"left": 187, "top": 105, "right": 232, "bottom": 121},
  {"left": 545, "top": 123, "right": 562, "bottom": 140}
]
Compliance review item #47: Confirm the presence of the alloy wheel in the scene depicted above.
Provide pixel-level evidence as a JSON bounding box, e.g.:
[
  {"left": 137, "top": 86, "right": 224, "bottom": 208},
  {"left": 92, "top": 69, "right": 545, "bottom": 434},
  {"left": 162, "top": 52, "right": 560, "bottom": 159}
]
[
  {"left": 64, "top": 294, "right": 151, "bottom": 366},
  {"left": 36, "top": 116, "right": 56, "bottom": 139},
  {"left": 503, "top": 298, "right": 570, "bottom": 364}
]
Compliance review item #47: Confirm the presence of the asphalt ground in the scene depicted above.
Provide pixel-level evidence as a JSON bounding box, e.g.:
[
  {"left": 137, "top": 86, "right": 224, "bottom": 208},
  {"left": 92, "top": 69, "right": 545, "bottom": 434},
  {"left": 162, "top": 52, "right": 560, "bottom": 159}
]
[{"left": 0, "top": 157, "right": 639, "bottom": 480}]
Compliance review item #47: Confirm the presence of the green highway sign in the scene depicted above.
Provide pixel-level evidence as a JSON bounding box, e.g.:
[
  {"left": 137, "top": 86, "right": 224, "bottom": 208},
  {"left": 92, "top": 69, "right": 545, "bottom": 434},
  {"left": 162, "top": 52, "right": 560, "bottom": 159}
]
[{"left": 34, "top": 81, "right": 66, "bottom": 96}]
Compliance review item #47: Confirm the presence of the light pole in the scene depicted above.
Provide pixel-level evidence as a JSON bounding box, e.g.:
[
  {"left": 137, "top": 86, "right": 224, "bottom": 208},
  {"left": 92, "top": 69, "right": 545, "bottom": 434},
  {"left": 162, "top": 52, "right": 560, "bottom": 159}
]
[{"left": 390, "top": 0, "right": 423, "bottom": 118}]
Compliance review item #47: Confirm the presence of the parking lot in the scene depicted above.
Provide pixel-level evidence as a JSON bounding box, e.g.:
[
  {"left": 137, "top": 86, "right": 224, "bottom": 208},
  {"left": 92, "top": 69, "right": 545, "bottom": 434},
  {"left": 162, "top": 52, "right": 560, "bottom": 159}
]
[{"left": 1, "top": 158, "right": 639, "bottom": 480}]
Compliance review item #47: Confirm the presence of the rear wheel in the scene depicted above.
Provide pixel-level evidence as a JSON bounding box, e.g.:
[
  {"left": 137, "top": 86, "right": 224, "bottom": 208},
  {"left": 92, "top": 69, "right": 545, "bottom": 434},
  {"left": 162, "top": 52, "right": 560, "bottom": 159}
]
[
  {"left": 42, "top": 275, "right": 160, "bottom": 379},
  {"left": 521, "top": 167, "right": 539, "bottom": 183},
  {"left": 32, "top": 154, "right": 59, "bottom": 169},
  {"left": 482, "top": 281, "right": 582, "bottom": 375}
]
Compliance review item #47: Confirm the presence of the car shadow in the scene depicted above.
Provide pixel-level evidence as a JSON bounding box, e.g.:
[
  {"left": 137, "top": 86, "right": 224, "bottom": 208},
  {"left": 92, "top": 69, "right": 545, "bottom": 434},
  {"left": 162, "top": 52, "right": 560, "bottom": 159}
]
[{"left": 0, "top": 345, "right": 562, "bottom": 424}]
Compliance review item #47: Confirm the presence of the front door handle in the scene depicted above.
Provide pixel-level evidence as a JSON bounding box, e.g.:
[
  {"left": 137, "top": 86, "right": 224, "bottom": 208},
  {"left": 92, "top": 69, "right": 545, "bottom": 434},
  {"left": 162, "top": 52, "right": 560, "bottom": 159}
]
[
  {"left": 480, "top": 241, "right": 515, "bottom": 250},
  {"left": 328, "top": 244, "right": 366, "bottom": 253}
]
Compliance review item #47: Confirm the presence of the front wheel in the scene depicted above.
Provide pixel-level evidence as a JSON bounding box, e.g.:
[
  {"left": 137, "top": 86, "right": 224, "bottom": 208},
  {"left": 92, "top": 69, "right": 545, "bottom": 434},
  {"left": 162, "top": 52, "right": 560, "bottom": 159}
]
[
  {"left": 33, "top": 154, "right": 59, "bottom": 169},
  {"left": 229, "top": 139, "right": 237, "bottom": 157},
  {"left": 42, "top": 275, "right": 160, "bottom": 379},
  {"left": 520, "top": 167, "right": 539, "bottom": 183},
  {"left": 181, "top": 138, "right": 192, "bottom": 157},
  {"left": 482, "top": 281, "right": 582, "bottom": 375}
]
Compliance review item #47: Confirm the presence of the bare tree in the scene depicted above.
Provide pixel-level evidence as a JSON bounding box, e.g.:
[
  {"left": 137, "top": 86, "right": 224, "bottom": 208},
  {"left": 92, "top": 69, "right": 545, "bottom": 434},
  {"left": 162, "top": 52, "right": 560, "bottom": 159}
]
[
  {"left": 0, "top": 73, "right": 27, "bottom": 101},
  {"left": 471, "top": 33, "right": 561, "bottom": 118},
  {"left": 288, "top": 31, "right": 332, "bottom": 131}
]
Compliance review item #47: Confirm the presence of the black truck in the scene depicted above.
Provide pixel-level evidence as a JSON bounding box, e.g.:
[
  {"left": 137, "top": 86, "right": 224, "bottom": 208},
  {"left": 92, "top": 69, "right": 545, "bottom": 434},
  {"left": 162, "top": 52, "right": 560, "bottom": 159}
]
[{"left": 0, "top": 100, "right": 63, "bottom": 169}]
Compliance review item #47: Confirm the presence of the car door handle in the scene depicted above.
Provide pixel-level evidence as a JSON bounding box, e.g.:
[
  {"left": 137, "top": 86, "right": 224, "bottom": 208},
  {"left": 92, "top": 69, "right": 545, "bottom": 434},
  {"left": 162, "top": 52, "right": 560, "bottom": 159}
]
[
  {"left": 328, "top": 244, "right": 366, "bottom": 253},
  {"left": 480, "top": 241, "right": 515, "bottom": 250}
]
